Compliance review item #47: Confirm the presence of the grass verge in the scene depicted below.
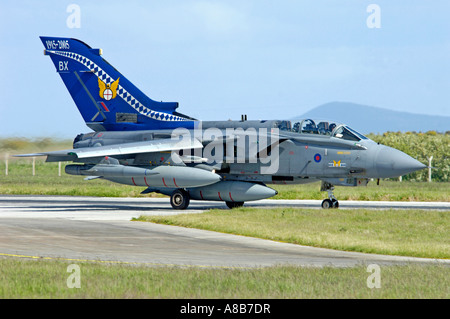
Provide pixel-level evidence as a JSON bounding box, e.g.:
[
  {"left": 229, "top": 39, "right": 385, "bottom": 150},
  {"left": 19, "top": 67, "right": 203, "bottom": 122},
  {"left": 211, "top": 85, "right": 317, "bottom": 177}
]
[
  {"left": 0, "top": 258, "right": 448, "bottom": 298},
  {"left": 136, "top": 208, "right": 450, "bottom": 259}
]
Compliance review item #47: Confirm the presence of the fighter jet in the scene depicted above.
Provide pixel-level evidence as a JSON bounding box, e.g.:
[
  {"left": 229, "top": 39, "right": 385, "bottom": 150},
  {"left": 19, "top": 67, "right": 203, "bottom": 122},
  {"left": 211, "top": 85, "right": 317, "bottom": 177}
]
[{"left": 18, "top": 37, "right": 426, "bottom": 209}]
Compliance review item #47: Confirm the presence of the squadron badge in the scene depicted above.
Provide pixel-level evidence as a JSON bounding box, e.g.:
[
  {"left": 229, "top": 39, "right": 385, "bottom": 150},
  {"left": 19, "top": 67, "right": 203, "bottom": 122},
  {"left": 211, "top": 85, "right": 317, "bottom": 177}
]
[{"left": 98, "top": 77, "right": 119, "bottom": 100}]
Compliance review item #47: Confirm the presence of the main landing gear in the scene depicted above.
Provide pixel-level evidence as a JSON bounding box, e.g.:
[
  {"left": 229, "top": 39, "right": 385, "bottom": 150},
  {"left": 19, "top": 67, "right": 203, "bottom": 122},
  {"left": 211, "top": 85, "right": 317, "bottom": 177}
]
[
  {"left": 170, "top": 189, "right": 245, "bottom": 210},
  {"left": 225, "top": 201, "right": 244, "bottom": 209},
  {"left": 170, "top": 189, "right": 190, "bottom": 210},
  {"left": 320, "top": 182, "right": 339, "bottom": 209}
]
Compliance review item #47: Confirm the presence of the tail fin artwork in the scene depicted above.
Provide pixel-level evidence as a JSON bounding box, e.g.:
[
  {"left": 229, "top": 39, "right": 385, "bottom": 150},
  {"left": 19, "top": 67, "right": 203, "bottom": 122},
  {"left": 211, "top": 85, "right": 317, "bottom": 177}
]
[{"left": 40, "top": 36, "right": 196, "bottom": 131}]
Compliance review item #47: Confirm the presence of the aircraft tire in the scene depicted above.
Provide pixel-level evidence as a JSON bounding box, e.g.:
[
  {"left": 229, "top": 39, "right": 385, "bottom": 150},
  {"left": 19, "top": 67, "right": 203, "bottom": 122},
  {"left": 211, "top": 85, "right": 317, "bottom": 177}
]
[
  {"left": 226, "top": 201, "right": 244, "bottom": 209},
  {"left": 321, "top": 199, "right": 333, "bottom": 209},
  {"left": 170, "top": 189, "right": 190, "bottom": 210}
]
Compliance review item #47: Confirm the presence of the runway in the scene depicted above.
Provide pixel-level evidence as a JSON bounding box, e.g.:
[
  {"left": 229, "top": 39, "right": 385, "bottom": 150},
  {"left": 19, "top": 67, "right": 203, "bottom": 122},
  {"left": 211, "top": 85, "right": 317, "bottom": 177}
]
[{"left": 0, "top": 195, "right": 448, "bottom": 268}]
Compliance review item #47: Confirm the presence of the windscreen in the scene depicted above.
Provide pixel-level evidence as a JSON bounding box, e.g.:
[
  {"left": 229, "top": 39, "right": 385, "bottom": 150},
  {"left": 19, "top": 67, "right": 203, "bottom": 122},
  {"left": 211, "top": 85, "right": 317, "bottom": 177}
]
[{"left": 332, "top": 126, "right": 367, "bottom": 141}]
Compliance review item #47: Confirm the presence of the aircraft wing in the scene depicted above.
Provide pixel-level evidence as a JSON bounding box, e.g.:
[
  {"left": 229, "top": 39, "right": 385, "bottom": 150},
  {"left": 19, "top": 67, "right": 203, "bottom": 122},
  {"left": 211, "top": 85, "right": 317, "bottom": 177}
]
[{"left": 15, "top": 137, "right": 203, "bottom": 162}]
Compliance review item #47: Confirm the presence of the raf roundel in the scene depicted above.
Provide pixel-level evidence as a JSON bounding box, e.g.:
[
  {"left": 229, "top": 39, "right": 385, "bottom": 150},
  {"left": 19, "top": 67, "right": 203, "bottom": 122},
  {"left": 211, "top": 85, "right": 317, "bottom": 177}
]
[{"left": 314, "top": 153, "right": 322, "bottom": 163}]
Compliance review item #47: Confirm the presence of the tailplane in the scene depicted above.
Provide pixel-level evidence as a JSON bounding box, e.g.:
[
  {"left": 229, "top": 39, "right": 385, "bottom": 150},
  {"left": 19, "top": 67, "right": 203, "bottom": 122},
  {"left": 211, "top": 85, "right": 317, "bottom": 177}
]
[{"left": 40, "top": 36, "right": 195, "bottom": 131}]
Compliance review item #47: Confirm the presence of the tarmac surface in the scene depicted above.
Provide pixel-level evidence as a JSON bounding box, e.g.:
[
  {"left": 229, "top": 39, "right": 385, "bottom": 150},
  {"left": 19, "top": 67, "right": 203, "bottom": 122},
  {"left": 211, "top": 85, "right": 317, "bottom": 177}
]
[{"left": 0, "top": 195, "right": 448, "bottom": 268}]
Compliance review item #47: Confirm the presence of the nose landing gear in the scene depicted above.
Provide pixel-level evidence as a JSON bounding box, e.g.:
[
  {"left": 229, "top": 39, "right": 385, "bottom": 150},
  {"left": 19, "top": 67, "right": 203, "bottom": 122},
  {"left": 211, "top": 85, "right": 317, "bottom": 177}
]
[{"left": 321, "top": 182, "right": 339, "bottom": 209}]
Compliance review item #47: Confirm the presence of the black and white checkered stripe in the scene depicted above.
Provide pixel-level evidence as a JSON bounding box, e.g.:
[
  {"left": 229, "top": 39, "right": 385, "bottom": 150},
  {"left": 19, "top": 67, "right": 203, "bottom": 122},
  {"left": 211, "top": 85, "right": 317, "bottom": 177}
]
[{"left": 47, "top": 50, "right": 187, "bottom": 122}]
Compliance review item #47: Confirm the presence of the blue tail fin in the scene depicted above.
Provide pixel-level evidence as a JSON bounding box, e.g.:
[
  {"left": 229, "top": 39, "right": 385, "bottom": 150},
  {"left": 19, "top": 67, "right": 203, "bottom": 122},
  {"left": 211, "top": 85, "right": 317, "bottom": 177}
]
[{"left": 40, "top": 36, "right": 195, "bottom": 131}]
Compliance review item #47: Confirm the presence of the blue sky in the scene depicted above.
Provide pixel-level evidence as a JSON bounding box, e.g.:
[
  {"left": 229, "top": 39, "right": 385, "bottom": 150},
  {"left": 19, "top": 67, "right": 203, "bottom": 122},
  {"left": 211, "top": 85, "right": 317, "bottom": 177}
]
[{"left": 0, "top": 0, "right": 449, "bottom": 138}]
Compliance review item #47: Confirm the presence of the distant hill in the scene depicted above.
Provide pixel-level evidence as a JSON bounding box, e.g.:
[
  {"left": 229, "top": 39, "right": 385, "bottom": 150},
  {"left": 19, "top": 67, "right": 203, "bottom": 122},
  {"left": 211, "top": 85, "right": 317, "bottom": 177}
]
[{"left": 297, "top": 102, "right": 450, "bottom": 134}]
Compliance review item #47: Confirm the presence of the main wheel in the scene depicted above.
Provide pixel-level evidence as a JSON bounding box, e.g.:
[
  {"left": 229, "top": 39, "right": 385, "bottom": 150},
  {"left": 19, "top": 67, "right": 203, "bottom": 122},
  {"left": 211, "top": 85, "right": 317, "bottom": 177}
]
[
  {"left": 321, "top": 199, "right": 332, "bottom": 209},
  {"left": 170, "top": 189, "right": 190, "bottom": 210},
  {"left": 226, "top": 201, "right": 244, "bottom": 209}
]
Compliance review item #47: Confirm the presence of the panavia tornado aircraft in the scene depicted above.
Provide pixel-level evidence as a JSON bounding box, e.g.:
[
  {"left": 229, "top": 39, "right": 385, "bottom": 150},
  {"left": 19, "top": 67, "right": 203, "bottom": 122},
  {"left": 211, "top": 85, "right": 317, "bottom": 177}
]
[{"left": 18, "top": 37, "right": 426, "bottom": 209}]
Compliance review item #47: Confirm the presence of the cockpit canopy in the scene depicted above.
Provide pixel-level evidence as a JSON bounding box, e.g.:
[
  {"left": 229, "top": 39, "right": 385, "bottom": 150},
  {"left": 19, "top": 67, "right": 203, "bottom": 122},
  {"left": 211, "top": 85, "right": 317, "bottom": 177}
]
[{"left": 275, "top": 119, "right": 368, "bottom": 141}]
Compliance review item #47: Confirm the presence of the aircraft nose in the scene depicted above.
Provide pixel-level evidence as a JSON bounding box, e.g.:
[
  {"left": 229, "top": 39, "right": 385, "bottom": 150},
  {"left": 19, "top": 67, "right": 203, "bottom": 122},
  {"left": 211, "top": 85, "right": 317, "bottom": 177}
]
[{"left": 375, "top": 146, "right": 426, "bottom": 178}]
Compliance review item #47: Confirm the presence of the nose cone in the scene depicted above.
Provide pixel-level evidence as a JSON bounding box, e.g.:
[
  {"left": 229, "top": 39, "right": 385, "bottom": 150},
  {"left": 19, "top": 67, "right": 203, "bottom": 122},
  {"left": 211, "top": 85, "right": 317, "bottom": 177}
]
[{"left": 375, "top": 146, "right": 426, "bottom": 178}]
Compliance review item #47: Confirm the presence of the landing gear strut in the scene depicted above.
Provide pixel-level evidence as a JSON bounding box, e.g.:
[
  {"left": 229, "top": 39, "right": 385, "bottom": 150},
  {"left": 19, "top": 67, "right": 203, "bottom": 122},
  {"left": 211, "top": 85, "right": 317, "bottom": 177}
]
[
  {"left": 226, "top": 201, "right": 244, "bottom": 209},
  {"left": 320, "top": 182, "right": 339, "bottom": 209},
  {"left": 170, "top": 189, "right": 190, "bottom": 210}
]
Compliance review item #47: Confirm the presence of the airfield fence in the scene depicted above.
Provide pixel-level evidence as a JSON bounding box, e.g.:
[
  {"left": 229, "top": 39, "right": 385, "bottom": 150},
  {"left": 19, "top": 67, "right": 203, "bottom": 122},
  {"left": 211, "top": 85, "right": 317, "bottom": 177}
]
[{"left": 2, "top": 154, "right": 63, "bottom": 177}]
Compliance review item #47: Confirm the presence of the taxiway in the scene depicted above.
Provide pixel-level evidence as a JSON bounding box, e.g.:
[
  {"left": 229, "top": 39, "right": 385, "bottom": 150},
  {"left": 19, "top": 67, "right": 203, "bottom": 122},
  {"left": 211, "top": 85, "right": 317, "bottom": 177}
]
[{"left": 0, "top": 195, "right": 448, "bottom": 268}]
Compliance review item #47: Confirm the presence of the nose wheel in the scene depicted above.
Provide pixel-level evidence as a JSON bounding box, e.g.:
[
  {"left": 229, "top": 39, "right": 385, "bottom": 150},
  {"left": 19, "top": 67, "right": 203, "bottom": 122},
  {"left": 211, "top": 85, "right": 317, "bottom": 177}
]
[{"left": 321, "top": 182, "right": 339, "bottom": 209}]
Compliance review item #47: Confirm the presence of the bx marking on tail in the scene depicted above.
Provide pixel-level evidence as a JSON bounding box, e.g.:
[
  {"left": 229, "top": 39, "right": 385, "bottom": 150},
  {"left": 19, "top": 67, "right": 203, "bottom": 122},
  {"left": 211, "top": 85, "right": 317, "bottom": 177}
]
[{"left": 41, "top": 36, "right": 196, "bottom": 132}]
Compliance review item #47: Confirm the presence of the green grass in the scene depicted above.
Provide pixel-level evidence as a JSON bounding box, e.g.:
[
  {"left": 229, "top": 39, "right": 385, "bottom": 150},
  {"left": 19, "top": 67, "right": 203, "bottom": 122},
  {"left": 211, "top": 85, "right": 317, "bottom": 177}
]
[
  {"left": 0, "top": 258, "right": 448, "bottom": 298},
  {"left": 136, "top": 208, "right": 450, "bottom": 259},
  {"left": 0, "top": 173, "right": 156, "bottom": 197},
  {"left": 0, "top": 160, "right": 163, "bottom": 197}
]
